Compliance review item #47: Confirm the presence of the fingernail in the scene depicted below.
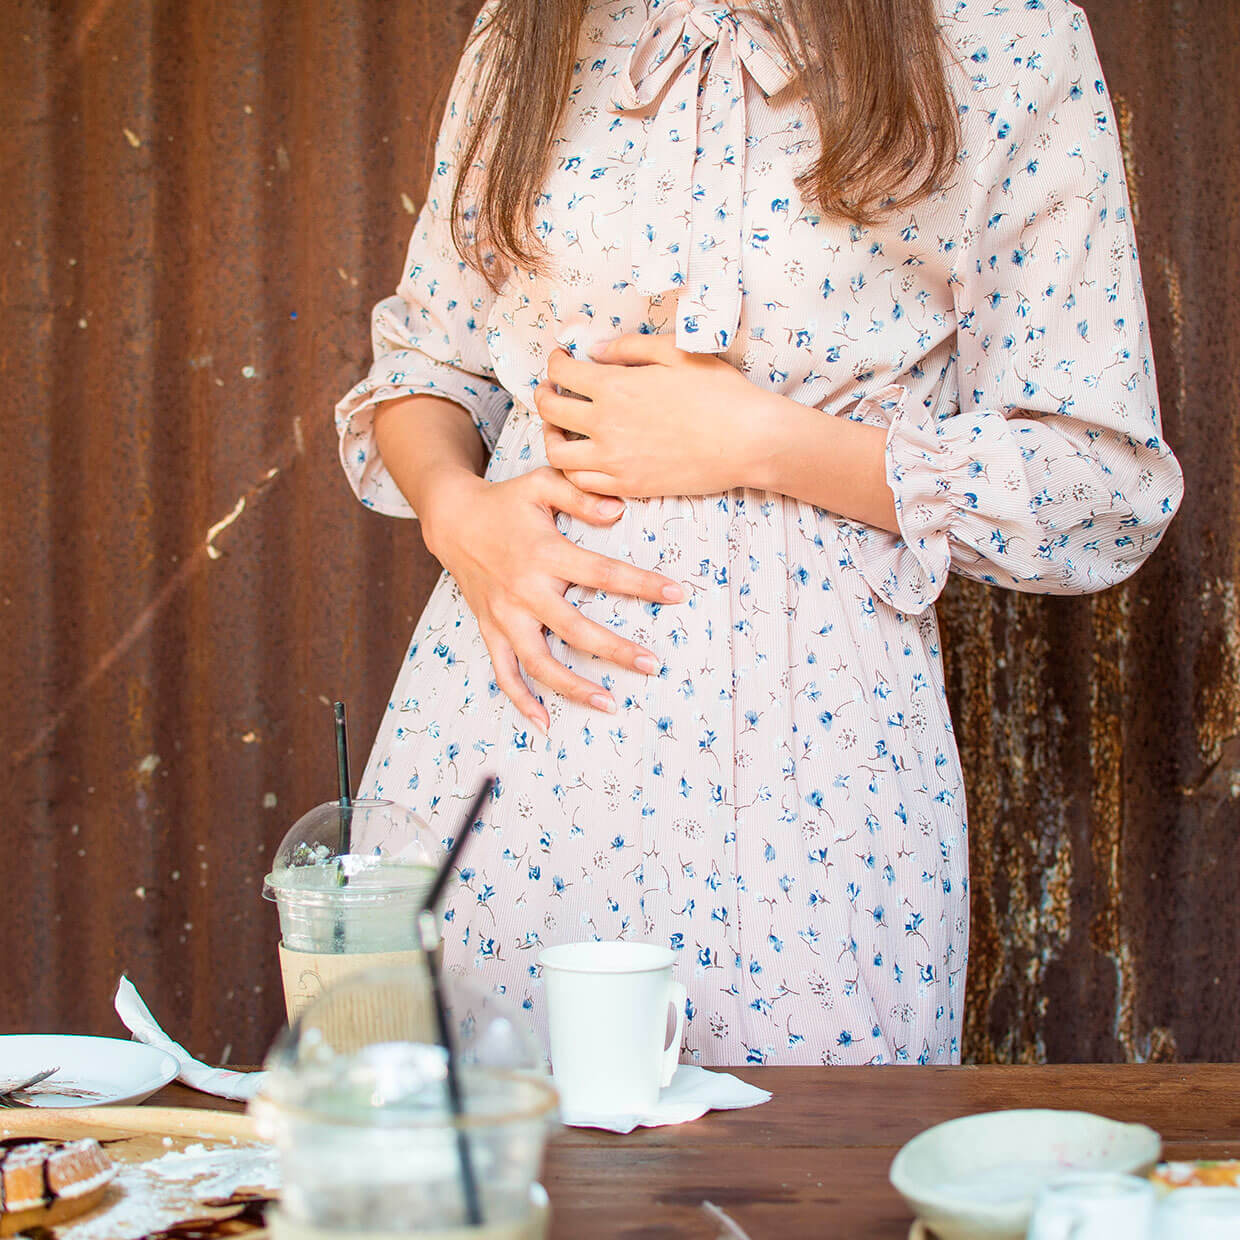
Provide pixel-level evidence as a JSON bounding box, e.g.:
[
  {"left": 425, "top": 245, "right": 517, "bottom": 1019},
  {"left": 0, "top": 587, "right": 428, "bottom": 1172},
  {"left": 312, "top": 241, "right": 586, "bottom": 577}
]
[
  {"left": 589, "top": 693, "right": 616, "bottom": 714},
  {"left": 662, "top": 583, "right": 686, "bottom": 602},
  {"left": 589, "top": 341, "right": 609, "bottom": 359},
  {"left": 635, "top": 654, "right": 659, "bottom": 674},
  {"left": 530, "top": 716, "right": 548, "bottom": 737},
  {"left": 598, "top": 498, "right": 624, "bottom": 518}
]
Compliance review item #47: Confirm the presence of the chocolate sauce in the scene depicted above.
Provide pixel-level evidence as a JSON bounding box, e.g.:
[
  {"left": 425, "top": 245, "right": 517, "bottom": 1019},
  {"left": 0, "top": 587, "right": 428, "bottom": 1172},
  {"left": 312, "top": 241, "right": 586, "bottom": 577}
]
[
  {"left": 137, "top": 1197, "right": 269, "bottom": 1238},
  {"left": 198, "top": 1191, "right": 275, "bottom": 1208}
]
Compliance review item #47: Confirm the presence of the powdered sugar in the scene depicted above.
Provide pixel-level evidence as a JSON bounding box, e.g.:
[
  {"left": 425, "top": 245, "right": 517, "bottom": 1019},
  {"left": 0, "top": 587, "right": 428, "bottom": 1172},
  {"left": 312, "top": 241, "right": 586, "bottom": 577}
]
[
  {"left": 142, "top": 1143, "right": 277, "bottom": 1198},
  {"left": 55, "top": 1143, "right": 279, "bottom": 1240}
]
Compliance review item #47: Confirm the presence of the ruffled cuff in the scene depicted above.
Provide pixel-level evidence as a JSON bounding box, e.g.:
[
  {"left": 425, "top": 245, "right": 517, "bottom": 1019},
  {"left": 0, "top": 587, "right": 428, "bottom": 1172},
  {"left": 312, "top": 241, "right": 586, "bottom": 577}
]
[
  {"left": 833, "top": 383, "right": 959, "bottom": 616},
  {"left": 334, "top": 356, "right": 513, "bottom": 519}
]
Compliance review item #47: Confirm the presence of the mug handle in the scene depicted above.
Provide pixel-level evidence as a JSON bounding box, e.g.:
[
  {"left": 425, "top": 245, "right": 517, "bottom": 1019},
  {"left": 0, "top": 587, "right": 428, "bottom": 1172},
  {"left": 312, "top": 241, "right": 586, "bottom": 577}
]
[{"left": 661, "top": 981, "right": 688, "bottom": 1087}]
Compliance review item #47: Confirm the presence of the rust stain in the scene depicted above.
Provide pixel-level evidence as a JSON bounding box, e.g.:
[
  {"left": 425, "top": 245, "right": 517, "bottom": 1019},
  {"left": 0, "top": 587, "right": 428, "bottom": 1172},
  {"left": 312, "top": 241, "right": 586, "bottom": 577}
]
[
  {"left": 938, "top": 585, "right": 1000, "bottom": 1064},
  {"left": 1194, "top": 578, "right": 1240, "bottom": 768},
  {"left": 1087, "top": 586, "right": 1133, "bottom": 1057},
  {"left": 1145, "top": 1027, "right": 1180, "bottom": 1063},
  {"left": 1156, "top": 250, "right": 1187, "bottom": 428},
  {"left": 71, "top": 0, "right": 121, "bottom": 58},
  {"left": 1112, "top": 93, "right": 1140, "bottom": 229},
  {"left": 943, "top": 585, "right": 1082, "bottom": 1065},
  {"left": 1040, "top": 836, "right": 1072, "bottom": 962}
]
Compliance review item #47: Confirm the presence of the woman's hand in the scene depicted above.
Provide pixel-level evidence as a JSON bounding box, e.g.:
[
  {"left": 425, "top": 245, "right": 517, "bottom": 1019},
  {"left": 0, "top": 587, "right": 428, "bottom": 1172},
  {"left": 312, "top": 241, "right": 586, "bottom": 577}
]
[
  {"left": 535, "top": 333, "right": 774, "bottom": 498},
  {"left": 417, "top": 465, "right": 685, "bottom": 735}
]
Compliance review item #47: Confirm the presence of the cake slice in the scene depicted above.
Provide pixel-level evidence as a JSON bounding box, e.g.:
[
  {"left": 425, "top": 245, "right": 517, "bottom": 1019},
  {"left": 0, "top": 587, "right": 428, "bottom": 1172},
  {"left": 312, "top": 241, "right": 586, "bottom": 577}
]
[{"left": 0, "top": 1138, "right": 115, "bottom": 1235}]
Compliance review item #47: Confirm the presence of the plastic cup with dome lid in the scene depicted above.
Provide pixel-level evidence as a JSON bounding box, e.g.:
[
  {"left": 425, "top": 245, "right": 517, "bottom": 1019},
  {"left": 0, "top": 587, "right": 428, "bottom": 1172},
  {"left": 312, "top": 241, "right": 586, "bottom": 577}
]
[
  {"left": 263, "top": 797, "right": 441, "bottom": 1022},
  {"left": 263, "top": 798, "right": 439, "bottom": 954}
]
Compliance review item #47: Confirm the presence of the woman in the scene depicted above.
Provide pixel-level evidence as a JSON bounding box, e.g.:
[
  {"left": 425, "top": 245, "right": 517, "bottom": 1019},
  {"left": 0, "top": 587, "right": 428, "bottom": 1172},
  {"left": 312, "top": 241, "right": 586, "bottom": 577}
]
[{"left": 335, "top": 0, "right": 1183, "bottom": 1066}]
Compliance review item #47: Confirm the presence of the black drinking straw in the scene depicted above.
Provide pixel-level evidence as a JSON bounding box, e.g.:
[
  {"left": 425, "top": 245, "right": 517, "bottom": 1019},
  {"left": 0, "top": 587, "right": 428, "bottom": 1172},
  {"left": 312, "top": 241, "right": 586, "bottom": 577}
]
[
  {"left": 332, "top": 702, "right": 353, "bottom": 951},
  {"left": 420, "top": 775, "right": 495, "bottom": 1227},
  {"left": 334, "top": 701, "right": 353, "bottom": 853}
]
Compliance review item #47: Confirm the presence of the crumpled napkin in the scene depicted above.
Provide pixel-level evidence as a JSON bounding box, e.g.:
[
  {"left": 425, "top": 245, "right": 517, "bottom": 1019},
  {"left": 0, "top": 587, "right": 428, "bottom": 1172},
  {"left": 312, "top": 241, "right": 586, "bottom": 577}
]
[
  {"left": 557, "top": 1064, "right": 771, "bottom": 1133},
  {"left": 114, "top": 976, "right": 267, "bottom": 1101},
  {"left": 114, "top": 977, "right": 771, "bottom": 1126}
]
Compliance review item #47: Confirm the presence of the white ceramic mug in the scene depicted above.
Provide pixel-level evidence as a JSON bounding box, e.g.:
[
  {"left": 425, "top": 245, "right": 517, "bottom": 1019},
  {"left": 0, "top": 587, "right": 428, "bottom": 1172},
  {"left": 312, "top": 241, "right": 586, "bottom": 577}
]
[{"left": 538, "top": 941, "right": 686, "bottom": 1116}]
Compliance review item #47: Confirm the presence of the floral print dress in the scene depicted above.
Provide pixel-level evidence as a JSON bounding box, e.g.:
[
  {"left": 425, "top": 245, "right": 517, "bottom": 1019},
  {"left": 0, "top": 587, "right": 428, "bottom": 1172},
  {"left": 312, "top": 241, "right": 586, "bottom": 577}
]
[{"left": 335, "top": 0, "right": 1183, "bottom": 1066}]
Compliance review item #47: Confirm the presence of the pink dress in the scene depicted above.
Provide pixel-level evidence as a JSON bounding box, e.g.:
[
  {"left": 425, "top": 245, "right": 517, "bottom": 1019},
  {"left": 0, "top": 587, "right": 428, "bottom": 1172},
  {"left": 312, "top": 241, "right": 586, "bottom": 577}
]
[{"left": 335, "top": 0, "right": 1182, "bottom": 1065}]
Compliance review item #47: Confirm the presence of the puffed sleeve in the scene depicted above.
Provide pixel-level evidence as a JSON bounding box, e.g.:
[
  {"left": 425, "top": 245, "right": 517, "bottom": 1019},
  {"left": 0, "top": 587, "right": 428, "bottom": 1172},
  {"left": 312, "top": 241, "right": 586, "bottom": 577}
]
[
  {"left": 334, "top": 2, "right": 513, "bottom": 518},
  {"left": 846, "top": 2, "right": 1183, "bottom": 614}
]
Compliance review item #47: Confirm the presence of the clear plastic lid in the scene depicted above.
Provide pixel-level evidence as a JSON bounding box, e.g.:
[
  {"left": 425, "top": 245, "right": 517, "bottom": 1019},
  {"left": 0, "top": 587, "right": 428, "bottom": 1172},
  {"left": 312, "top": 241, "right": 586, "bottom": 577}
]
[
  {"left": 263, "top": 799, "right": 438, "bottom": 904},
  {"left": 255, "top": 964, "right": 555, "bottom": 1130}
]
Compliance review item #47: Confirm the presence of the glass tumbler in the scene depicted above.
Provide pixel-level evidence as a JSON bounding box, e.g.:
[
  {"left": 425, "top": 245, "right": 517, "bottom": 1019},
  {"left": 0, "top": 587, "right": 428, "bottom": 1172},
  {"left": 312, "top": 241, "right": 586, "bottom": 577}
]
[{"left": 252, "top": 964, "right": 559, "bottom": 1237}]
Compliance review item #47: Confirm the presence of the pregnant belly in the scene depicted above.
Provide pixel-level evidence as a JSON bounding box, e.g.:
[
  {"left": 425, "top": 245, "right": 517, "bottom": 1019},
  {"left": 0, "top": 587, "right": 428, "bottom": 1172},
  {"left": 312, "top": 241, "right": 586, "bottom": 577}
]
[{"left": 488, "top": 400, "right": 722, "bottom": 577}]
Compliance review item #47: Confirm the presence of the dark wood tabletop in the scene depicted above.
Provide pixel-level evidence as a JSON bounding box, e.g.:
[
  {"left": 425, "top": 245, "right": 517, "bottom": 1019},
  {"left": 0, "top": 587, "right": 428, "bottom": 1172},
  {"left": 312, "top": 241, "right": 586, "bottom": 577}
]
[{"left": 153, "top": 1063, "right": 1240, "bottom": 1239}]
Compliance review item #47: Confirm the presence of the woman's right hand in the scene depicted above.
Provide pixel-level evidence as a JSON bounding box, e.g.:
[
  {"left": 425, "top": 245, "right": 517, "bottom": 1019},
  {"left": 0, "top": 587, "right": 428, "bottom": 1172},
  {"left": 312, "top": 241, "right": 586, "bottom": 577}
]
[{"left": 417, "top": 465, "right": 684, "bottom": 735}]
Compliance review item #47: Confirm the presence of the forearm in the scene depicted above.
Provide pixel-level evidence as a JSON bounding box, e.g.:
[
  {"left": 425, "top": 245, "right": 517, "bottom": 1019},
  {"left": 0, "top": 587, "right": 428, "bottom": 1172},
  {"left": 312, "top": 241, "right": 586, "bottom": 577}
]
[
  {"left": 372, "top": 394, "right": 489, "bottom": 553},
  {"left": 742, "top": 392, "right": 899, "bottom": 534}
]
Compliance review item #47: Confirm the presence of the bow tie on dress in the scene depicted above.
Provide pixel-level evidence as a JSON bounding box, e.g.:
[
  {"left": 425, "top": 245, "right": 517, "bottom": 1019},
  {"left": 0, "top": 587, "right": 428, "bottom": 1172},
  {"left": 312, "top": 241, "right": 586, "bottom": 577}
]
[{"left": 610, "top": 1, "right": 796, "bottom": 353}]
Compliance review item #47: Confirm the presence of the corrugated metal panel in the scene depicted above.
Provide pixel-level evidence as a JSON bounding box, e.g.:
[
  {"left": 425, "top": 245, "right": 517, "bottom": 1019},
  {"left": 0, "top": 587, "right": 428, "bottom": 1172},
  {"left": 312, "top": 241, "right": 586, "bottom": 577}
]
[{"left": 1, "top": 0, "right": 1232, "bottom": 1066}]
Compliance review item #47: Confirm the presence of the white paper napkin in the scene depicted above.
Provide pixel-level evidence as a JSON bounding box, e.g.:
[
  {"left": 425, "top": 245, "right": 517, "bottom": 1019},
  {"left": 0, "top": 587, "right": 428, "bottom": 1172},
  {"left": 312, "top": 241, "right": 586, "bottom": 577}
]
[
  {"left": 114, "top": 976, "right": 268, "bottom": 1102},
  {"left": 557, "top": 1064, "right": 771, "bottom": 1133}
]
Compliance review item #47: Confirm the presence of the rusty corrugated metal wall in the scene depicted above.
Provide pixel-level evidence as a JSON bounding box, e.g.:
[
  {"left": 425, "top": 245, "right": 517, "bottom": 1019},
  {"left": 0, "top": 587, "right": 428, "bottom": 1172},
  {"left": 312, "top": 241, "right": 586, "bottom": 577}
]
[{"left": 2, "top": 0, "right": 1234, "bottom": 1066}]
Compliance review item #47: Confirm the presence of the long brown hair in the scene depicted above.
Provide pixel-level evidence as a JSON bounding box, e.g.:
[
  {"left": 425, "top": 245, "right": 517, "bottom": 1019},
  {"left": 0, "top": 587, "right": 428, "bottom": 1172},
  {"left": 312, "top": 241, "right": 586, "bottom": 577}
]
[{"left": 444, "top": 0, "right": 960, "bottom": 289}]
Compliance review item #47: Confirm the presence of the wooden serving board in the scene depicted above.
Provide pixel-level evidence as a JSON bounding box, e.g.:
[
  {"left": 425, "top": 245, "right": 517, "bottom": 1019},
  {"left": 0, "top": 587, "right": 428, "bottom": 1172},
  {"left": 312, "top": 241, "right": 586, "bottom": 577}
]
[{"left": 0, "top": 1107, "right": 273, "bottom": 1239}]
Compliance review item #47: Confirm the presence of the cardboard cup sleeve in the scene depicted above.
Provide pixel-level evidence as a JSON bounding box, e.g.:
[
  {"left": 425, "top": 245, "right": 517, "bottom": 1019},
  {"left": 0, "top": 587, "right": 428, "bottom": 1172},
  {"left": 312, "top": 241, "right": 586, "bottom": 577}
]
[{"left": 278, "top": 941, "right": 444, "bottom": 1045}]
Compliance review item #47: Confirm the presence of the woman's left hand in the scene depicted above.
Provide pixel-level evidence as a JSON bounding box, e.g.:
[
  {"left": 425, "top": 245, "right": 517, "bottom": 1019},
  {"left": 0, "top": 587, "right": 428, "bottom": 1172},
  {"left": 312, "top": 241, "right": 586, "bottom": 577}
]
[{"left": 535, "top": 333, "right": 771, "bottom": 498}]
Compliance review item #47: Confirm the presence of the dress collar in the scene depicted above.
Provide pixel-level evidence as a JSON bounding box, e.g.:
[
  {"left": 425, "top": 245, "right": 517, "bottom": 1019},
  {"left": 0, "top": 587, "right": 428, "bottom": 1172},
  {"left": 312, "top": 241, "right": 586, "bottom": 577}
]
[
  {"left": 608, "top": 2, "right": 797, "bottom": 354},
  {"left": 613, "top": 1, "right": 795, "bottom": 111}
]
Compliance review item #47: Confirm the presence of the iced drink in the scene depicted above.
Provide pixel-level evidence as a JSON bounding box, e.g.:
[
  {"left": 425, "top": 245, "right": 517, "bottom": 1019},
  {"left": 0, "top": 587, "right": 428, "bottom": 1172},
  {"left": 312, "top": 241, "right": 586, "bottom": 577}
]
[
  {"left": 263, "top": 799, "right": 441, "bottom": 1022},
  {"left": 265, "top": 857, "right": 436, "bottom": 954}
]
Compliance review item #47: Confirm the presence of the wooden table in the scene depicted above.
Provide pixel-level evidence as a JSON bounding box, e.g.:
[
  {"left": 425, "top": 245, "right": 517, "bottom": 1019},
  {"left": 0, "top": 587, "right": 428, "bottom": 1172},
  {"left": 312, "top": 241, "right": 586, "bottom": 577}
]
[{"left": 154, "top": 1064, "right": 1240, "bottom": 1239}]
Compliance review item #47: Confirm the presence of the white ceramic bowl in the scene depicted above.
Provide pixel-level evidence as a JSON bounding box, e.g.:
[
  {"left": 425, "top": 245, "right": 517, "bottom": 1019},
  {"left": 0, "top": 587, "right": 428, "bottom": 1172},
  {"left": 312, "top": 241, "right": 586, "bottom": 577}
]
[
  {"left": 0, "top": 1034, "right": 179, "bottom": 1107},
  {"left": 890, "top": 1108, "right": 1161, "bottom": 1240}
]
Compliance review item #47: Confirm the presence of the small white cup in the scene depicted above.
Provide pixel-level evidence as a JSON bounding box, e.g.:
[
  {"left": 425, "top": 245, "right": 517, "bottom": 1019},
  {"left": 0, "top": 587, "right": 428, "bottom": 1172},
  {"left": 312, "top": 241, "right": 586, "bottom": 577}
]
[
  {"left": 538, "top": 941, "right": 686, "bottom": 1116},
  {"left": 1153, "top": 1187, "right": 1240, "bottom": 1239},
  {"left": 1028, "top": 1172, "right": 1156, "bottom": 1239}
]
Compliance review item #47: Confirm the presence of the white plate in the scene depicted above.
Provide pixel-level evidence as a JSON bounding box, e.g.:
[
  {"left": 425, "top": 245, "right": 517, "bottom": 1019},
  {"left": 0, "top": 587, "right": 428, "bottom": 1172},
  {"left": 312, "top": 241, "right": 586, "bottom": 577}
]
[
  {"left": 0, "top": 1035, "right": 179, "bottom": 1107},
  {"left": 889, "top": 1108, "right": 1161, "bottom": 1240}
]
